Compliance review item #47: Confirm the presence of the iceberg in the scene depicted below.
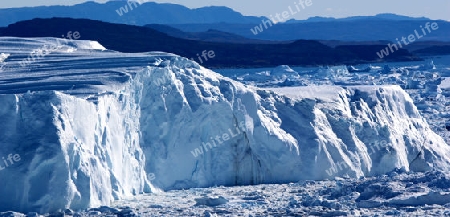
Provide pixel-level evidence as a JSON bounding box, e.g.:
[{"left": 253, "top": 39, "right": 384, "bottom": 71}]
[{"left": 0, "top": 37, "right": 449, "bottom": 213}]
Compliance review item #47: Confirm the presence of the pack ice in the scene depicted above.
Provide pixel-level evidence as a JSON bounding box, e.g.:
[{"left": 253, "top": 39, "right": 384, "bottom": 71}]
[{"left": 0, "top": 37, "right": 449, "bottom": 213}]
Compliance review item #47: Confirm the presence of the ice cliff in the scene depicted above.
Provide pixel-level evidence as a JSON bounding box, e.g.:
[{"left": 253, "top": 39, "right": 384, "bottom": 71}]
[{"left": 0, "top": 37, "right": 449, "bottom": 213}]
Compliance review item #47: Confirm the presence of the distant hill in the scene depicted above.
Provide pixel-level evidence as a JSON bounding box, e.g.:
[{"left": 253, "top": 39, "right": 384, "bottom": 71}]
[
  {"left": 292, "top": 13, "right": 431, "bottom": 23},
  {"left": 170, "top": 19, "right": 450, "bottom": 42},
  {"left": 318, "top": 40, "right": 450, "bottom": 56},
  {"left": 413, "top": 45, "right": 450, "bottom": 56},
  {"left": 145, "top": 24, "right": 283, "bottom": 44},
  {"left": 0, "top": 18, "right": 420, "bottom": 68},
  {"left": 0, "top": 1, "right": 263, "bottom": 27}
]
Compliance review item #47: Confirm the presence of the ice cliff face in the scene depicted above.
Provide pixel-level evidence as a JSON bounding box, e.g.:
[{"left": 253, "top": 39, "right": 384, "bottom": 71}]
[
  {"left": 142, "top": 68, "right": 450, "bottom": 190},
  {"left": 0, "top": 38, "right": 153, "bottom": 213},
  {"left": 0, "top": 91, "right": 150, "bottom": 213},
  {"left": 0, "top": 37, "right": 449, "bottom": 213}
]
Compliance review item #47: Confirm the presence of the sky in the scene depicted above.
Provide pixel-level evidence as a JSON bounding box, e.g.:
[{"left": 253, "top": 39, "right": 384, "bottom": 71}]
[{"left": 0, "top": 0, "right": 449, "bottom": 21}]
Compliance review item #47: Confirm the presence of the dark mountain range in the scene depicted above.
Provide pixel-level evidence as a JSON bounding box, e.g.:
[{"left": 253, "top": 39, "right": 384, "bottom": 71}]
[
  {"left": 144, "top": 24, "right": 450, "bottom": 56},
  {"left": 0, "top": 18, "right": 420, "bottom": 68},
  {"left": 319, "top": 40, "right": 450, "bottom": 54},
  {"left": 170, "top": 19, "right": 450, "bottom": 42},
  {"left": 413, "top": 46, "right": 450, "bottom": 56},
  {"left": 145, "top": 24, "right": 283, "bottom": 44}
]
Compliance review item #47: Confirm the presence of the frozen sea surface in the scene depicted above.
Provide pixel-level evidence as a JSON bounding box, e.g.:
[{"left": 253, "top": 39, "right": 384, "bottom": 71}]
[{"left": 3, "top": 171, "right": 449, "bottom": 216}]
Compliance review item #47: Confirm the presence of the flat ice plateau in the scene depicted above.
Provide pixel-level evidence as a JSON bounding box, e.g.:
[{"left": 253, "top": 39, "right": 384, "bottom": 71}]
[{"left": 1, "top": 37, "right": 450, "bottom": 216}]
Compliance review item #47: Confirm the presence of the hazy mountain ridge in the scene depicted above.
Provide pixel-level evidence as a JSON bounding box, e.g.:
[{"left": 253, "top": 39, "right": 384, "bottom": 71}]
[
  {"left": 294, "top": 13, "right": 432, "bottom": 23},
  {"left": 1, "top": 1, "right": 448, "bottom": 42},
  {"left": 0, "top": 1, "right": 263, "bottom": 27}
]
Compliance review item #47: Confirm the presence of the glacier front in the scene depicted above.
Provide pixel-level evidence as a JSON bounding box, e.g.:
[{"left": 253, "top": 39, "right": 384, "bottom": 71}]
[{"left": 0, "top": 37, "right": 449, "bottom": 213}]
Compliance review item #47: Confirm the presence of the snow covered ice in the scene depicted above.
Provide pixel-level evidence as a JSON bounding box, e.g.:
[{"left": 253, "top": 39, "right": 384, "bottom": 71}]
[{"left": 1, "top": 37, "right": 450, "bottom": 216}]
